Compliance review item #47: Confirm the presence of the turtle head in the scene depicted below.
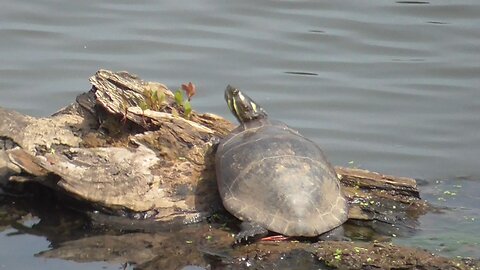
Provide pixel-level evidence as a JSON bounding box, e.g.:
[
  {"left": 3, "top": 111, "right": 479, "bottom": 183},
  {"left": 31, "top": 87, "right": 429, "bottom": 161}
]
[{"left": 225, "top": 85, "right": 267, "bottom": 124}]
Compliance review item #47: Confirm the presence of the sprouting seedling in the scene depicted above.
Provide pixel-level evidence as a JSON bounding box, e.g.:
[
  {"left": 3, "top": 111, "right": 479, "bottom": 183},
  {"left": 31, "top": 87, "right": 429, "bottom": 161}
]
[
  {"left": 174, "top": 84, "right": 195, "bottom": 119},
  {"left": 183, "top": 99, "right": 192, "bottom": 118},
  {"left": 150, "top": 89, "right": 166, "bottom": 111},
  {"left": 174, "top": 89, "right": 192, "bottom": 119},
  {"left": 157, "top": 90, "right": 166, "bottom": 106},
  {"left": 143, "top": 88, "right": 167, "bottom": 111},
  {"left": 174, "top": 89, "right": 183, "bottom": 107},
  {"left": 139, "top": 100, "right": 148, "bottom": 112}
]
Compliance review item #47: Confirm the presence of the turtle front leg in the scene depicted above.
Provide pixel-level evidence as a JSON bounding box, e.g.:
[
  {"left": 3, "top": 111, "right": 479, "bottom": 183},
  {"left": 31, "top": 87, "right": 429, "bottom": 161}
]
[{"left": 235, "top": 221, "right": 268, "bottom": 244}]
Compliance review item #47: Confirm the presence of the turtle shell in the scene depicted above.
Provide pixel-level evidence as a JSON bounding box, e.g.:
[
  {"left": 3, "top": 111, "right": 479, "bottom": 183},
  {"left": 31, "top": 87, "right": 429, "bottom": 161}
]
[{"left": 215, "top": 119, "right": 348, "bottom": 237}]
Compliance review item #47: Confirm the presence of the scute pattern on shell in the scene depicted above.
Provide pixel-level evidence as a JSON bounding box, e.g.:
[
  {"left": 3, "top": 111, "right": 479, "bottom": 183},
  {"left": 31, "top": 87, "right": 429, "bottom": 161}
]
[{"left": 216, "top": 119, "right": 348, "bottom": 236}]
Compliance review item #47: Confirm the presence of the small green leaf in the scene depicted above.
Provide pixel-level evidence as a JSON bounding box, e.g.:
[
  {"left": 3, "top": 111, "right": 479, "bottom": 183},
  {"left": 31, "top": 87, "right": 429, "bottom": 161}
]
[
  {"left": 151, "top": 90, "right": 158, "bottom": 104},
  {"left": 139, "top": 101, "right": 148, "bottom": 111},
  {"left": 174, "top": 90, "right": 184, "bottom": 106},
  {"left": 151, "top": 90, "right": 158, "bottom": 103},
  {"left": 334, "top": 249, "right": 342, "bottom": 260},
  {"left": 157, "top": 91, "right": 165, "bottom": 105},
  {"left": 184, "top": 100, "right": 192, "bottom": 118}
]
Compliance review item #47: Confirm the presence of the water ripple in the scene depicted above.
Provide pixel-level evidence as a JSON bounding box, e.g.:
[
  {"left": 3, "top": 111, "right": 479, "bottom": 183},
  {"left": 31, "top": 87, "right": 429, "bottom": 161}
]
[{"left": 0, "top": 0, "right": 479, "bottom": 260}]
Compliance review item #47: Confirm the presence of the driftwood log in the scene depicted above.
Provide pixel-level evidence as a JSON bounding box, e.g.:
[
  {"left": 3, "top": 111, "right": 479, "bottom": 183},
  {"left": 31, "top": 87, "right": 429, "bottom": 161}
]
[{"left": 0, "top": 70, "right": 476, "bottom": 269}]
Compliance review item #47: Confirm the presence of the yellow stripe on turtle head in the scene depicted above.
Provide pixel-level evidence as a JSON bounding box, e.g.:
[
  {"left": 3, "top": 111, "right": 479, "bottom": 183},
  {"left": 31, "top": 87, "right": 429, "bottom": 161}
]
[
  {"left": 238, "top": 91, "right": 246, "bottom": 102},
  {"left": 232, "top": 97, "right": 239, "bottom": 115},
  {"left": 227, "top": 98, "right": 233, "bottom": 112},
  {"left": 250, "top": 101, "right": 257, "bottom": 113}
]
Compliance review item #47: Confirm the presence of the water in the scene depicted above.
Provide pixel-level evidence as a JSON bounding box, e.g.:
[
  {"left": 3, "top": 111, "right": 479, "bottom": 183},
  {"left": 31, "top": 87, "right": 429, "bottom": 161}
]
[{"left": 1, "top": 0, "right": 479, "bottom": 268}]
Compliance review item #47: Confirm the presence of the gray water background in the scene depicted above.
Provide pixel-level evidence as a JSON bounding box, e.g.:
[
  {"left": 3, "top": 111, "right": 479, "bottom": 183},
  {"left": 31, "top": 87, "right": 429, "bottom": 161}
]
[{"left": 0, "top": 0, "right": 479, "bottom": 269}]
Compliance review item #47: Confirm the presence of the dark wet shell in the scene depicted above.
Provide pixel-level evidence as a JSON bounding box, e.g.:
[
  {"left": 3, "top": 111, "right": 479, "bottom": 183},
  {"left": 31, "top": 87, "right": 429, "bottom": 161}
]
[{"left": 215, "top": 119, "right": 348, "bottom": 236}]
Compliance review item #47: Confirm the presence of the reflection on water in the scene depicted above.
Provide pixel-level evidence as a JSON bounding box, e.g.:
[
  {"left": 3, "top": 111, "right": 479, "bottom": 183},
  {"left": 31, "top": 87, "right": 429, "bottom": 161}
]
[
  {"left": 0, "top": 192, "right": 122, "bottom": 269},
  {"left": 0, "top": 0, "right": 479, "bottom": 268}
]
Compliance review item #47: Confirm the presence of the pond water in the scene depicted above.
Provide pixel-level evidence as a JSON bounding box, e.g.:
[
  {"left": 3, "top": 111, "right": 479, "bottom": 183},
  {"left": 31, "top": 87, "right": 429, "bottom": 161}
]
[{"left": 0, "top": 0, "right": 479, "bottom": 269}]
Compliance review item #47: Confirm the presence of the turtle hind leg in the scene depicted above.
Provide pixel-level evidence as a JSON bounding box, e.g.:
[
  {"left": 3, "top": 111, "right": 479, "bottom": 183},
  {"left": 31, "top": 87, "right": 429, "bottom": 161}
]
[{"left": 235, "top": 221, "right": 268, "bottom": 244}]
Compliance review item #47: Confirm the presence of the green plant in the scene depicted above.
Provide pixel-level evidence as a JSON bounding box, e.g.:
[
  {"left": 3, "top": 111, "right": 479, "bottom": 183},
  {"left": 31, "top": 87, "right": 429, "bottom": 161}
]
[
  {"left": 334, "top": 248, "right": 343, "bottom": 261},
  {"left": 174, "top": 89, "right": 192, "bottom": 119},
  {"left": 142, "top": 88, "right": 166, "bottom": 111}
]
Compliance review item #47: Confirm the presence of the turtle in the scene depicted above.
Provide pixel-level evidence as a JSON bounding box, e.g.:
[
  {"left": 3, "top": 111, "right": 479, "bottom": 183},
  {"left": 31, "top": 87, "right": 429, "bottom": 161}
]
[{"left": 215, "top": 85, "right": 348, "bottom": 243}]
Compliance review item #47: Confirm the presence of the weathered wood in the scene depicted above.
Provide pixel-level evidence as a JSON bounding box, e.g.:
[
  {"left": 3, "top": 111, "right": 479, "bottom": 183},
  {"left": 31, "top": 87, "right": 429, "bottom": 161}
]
[{"left": 337, "top": 167, "right": 428, "bottom": 233}]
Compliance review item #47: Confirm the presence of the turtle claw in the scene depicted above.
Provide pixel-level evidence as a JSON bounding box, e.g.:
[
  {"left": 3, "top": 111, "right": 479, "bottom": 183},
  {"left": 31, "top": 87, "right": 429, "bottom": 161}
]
[
  {"left": 234, "top": 221, "right": 269, "bottom": 244},
  {"left": 234, "top": 232, "right": 251, "bottom": 244}
]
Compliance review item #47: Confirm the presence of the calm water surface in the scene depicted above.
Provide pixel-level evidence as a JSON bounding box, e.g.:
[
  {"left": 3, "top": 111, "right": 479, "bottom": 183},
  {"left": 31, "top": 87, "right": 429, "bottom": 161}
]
[{"left": 1, "top": 0, "right": 479, "bottom": 268}]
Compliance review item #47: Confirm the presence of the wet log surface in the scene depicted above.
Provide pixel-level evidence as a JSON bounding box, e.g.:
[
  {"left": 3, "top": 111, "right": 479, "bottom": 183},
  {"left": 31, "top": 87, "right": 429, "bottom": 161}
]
[{"left": 0, "top": 70, "right": 477, "bottom": 269}]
